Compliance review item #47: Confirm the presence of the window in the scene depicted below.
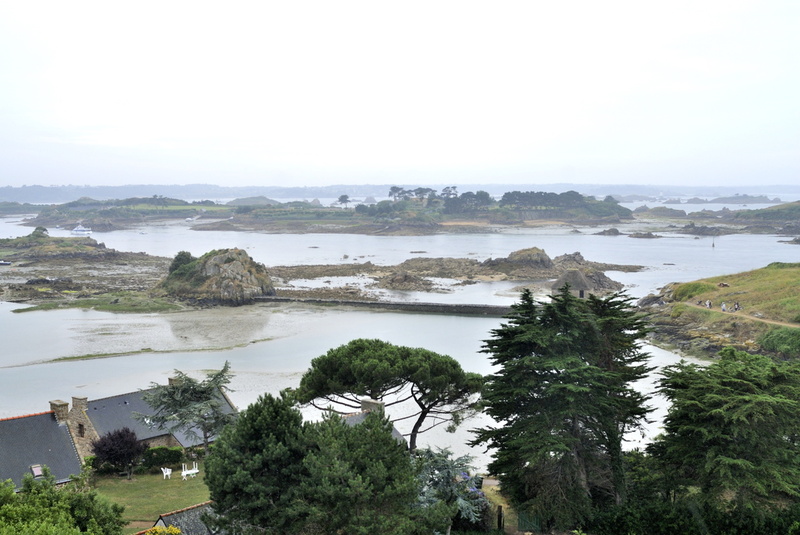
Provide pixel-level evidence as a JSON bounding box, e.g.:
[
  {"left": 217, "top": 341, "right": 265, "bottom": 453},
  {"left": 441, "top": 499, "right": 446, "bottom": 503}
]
[
  {"left": 30, "top": 464, "right": 43, "bottom": 477},
  {"left": 78, "top": 423, "right": 85, "bottom": 437}
]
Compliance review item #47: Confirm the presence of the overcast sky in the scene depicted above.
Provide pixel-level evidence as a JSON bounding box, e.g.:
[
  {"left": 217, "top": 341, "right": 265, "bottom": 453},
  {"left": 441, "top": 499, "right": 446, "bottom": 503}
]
[{"left": 1, "top": 1, "right": 797, "bottom": 189}]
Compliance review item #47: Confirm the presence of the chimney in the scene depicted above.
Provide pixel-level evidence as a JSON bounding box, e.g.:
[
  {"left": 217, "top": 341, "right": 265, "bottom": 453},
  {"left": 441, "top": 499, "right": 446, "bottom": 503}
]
[
  {"left": 72, "top": 396, "right": 88, "bottom": 412},
  {"left": 360, "top": 398, "right": 385, "bottom": 413},
  {"left": 49, "top": 400, "right": 69, "bottom": 423},
  {"left": 168, "top": 376, "right": 183, "bottom": 387}
]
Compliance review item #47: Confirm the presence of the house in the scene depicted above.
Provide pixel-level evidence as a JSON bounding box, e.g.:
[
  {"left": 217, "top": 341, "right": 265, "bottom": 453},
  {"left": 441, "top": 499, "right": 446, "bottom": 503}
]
[
  {"left": 0, "top": 410, "right": 82, "bottom": 489},
  {"left": 551, "top": 269, "right": 594, "bottom": 298},
  {"left": 0, "top": 377, "right": 236, "bottom": 489},
  {"left": 55, "top": 380, "right": 238, "bottom": 460},
  {"left": 342, "top": 398, "right": 407, "bottom": 446},
  {"left": 146, "top": 501, "right": 222, "bottom": 535}
]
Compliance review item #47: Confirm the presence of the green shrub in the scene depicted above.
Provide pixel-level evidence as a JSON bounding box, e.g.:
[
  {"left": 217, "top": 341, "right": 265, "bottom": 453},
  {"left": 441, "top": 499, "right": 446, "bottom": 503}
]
[
  {"left": 92, "top": 460, "right": 119, "bottom": 475},
  {"left": 758, "top": 327, "right": 800, "bottom": 356},
  {"left": 672, "top": 282, "right": 717, "bottom": 302},
  {"left": 587, "top": 500, "right": 800, "bottom": 535},
  {"left": 142, "top": 447, "right": 184, "bottom": 469},
  {"left": 168, "top": 251, "right": 195, "bottom": 274},
  {"left": 767, "top": 262, "right": 800, "bottom": 270},
  {"left": 161, "top": 258, "right": 208, "bottom": 294}
]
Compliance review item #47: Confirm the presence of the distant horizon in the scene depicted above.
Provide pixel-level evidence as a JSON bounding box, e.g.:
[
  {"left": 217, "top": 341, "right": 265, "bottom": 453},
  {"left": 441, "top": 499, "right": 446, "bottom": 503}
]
[
  {"left": 3, "top": 181, "right": 799, "bottom": 206},
  {"left": 4, "top": 180, "right": 800, "bottom": 192}
]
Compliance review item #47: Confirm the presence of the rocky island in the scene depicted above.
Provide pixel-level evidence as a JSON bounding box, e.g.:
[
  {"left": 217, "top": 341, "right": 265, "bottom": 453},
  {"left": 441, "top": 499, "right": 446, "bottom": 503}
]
[{"left": 0, "top": 228, "right": 641, "bottom": 312}]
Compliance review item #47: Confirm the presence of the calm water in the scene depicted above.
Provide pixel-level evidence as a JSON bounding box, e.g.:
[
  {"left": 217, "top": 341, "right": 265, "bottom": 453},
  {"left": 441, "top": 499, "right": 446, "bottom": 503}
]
[
  {"left": 1, "top": 216, "right": 796, "bottom": 465},
  {"left": 18, "top": 216, "right": 799, "bottom": 301}
]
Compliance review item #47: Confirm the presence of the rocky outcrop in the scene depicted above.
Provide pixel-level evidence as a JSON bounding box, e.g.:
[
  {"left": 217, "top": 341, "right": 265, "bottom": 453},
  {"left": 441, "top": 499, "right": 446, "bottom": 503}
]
[
  {"left": 482, "top": 247, "right": 554, "bottom": 276},
  {"left": 376, "top": 271, "right": 435, "bottom": 291},
  {"left": 160, "top": 248, "right": 275, "bottom": 305},
  {"left": 595, "top": 227, "right": 623, "bottom": 236},
  {"left": 200, "top": 249, "right": 275, "bottom": 305},
  {"left": 629, "top": 232, "right": 661, "bottom": 239},
  {"left": 506, "top": 247, "right": 554, "bottom": 268},
  {"left": 271, "top": 248, "right": 639, "bottom": 300}
]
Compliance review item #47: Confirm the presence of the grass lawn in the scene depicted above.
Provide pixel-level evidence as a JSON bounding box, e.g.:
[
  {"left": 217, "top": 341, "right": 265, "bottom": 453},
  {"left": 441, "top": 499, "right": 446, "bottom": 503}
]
[
  {"left": 482, "top": 480, "right": 518, "bottom": 535},
  {"left": 94, "top": 464, "right": 210, "bottom": 534}
]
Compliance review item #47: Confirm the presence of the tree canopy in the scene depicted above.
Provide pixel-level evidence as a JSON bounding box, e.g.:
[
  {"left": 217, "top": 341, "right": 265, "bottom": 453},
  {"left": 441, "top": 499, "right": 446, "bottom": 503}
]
[
  {"left": 472, "top": 287, "right": 652, "bottom": 531},
  {"left": 91, "top": 427, "right": 147, "bottom": 479},
  {"left": 414, "top": 447, "right": 490, "bottom": 535},
  {"left": 205, "top": 391, "right": 420, "bottom": 535},
  {"left": 168, "top": 250, "right": 195, "bottom": 274},
  {"left": 294, "top": 338, "right": 483, "bottom": 450},
  {"left": 137, "top": 361, "right": 235, "bottom": 450},
  {"left": 0, "top": 467, "right": 125, "bottom": 535},
  {"left": 654, "top": 347, "right": 800, "bottom": 509}
]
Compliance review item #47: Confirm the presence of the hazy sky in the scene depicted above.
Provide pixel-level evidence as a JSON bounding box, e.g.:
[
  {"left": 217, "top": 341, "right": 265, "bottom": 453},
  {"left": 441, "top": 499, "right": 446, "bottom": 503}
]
[{"left": 1, "top": 1, "right": 798, "bottom": 188}]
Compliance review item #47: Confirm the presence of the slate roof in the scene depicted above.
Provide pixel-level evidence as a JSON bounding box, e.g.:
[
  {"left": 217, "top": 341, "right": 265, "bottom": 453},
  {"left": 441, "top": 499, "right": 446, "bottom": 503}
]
[
  {"left": 87, "top": 389, "right": 237, "bottom": 447},
  {"left": 0, "top": 411, "right": 82, "bottom": 488},
  {"left": 343, "top": 411, "right": 407, "bottom": 446},
  {"left": 154, "top": 501, "right": 222, "bottom": 535}
]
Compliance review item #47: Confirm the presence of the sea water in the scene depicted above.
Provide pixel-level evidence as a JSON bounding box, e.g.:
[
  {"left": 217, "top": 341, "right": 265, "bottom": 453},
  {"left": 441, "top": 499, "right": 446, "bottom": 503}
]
[{"left": 1, "top": 216, "right": 796, "bottom": 468}]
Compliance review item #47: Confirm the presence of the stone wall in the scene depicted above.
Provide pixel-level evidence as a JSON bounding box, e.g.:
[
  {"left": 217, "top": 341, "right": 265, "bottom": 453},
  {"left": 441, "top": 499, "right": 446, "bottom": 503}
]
[
  {"left": 52, "top": 396, "right": 180, "bottom": 460},
  {"left": 65, "top": 397, "right": 100, "bottom": 460},
  {"left": 144, "top": 434, "right": 181, "bottom": 449},
  {"left": 255, "top": 295, "right": 512, "bottom": 316}
]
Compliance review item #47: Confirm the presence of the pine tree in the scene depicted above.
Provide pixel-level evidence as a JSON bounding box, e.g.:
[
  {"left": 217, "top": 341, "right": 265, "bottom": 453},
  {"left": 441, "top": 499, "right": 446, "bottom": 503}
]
[
  {"left": 472, "top": 287, "right": 652, "bottom": 530},
  {"left": 295, "top": 339, "right": 482, "bottom": 450},
  {"left": 584, "top": 292, "right": 653, "bottom": 505},
  {"left": 300, "top": 412, "right": 419, "bottom": 535},
  {"left": 655, "top": 347, "right": 800, "bottom": 509},
  {"left": 205, "top": 392, "right": 421, "bottom": 534},
  {"left": 138, "top": 362, "right": 234, "bottom": 451},
  {"left": 204, "top": 391, "right": 310, "bottom": 534}
]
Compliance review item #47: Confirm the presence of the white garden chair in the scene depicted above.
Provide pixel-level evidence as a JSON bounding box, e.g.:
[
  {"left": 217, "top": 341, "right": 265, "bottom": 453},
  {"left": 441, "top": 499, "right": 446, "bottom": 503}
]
[
  {"left": 161, "top": 467, "right": 172, "bottom": 479},
  {"left": 181, "top": 461, "right": 199, "bottom": 480}
]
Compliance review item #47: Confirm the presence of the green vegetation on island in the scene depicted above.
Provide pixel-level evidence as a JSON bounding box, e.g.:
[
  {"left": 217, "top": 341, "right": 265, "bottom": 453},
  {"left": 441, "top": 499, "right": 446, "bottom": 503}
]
[
  {"left": 29, "top": 196, "right": 233, "bottom": 231},
  {"left": 156, "top": 248, "right": 275, "bottom": 305},
  {"left": 8, "top": 187, "right": 800, "bottom": 237},
  {"left": 639, "top": 262, "right": 800, "bottom": 357},
  {"left": 18, "top": 187, "right": 635, "bottom": 235},
  {"left": 727, "top": 200, "right": 800, "bottom": 223},
  {"left": 0, "top": 228, "right": 179, "bottom": 313}
]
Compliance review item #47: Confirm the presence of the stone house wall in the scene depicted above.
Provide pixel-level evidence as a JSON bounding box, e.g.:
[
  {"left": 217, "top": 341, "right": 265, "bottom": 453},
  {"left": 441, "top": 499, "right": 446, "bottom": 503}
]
[
  {"left": 64, "top": 397, "right": 101, "bottom": 460},
  {"left": 50, "top": 397, "right": 180, "bottom": 461},
  {"left": 144, "top": 434, "right": 181, "bottom": 449}
]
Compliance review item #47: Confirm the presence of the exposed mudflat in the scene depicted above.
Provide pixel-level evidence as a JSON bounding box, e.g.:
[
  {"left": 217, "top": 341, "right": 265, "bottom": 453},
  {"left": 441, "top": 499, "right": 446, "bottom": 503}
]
[
  {"left": 0, "top": 253, "right": 171, "bottom": 303},
  {"left": 1, "top": 244, "right": 642, "bottom": 306}
]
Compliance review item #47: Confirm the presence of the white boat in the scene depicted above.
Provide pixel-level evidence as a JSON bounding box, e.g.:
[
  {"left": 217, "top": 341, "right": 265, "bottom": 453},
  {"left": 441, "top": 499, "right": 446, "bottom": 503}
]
[{"left": 71, "top": 224, "right": 92, "bottom": 236}]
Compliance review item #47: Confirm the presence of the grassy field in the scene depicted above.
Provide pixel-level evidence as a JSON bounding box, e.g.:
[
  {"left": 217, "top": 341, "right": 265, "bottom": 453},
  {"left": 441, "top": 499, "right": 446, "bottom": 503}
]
[
  {"left": 483, "top": 485, "right": 518, "bottom": 534},
  {"left": 94, "top": 465, "right": 210, "bottom": 534},
  {"left": 651, "top": 262, "right": 800, "bottom": 357},
  {"left": 671, "top": 262, "right": 800, "bottom": 324},
  {"left": 94, "top": 465, "right": 512, "bottom": 535},
  {"left": 13, "top": 291, "right": 183, "bottom": 313}
]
